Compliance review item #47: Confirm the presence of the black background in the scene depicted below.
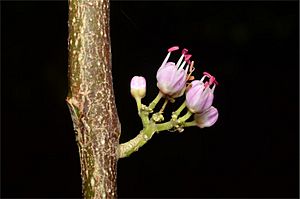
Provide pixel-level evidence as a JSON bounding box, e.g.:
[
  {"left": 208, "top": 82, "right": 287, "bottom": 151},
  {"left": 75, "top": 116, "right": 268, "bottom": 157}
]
[{"left": 2, "top": 1, "right": 299, "bottom": 198}]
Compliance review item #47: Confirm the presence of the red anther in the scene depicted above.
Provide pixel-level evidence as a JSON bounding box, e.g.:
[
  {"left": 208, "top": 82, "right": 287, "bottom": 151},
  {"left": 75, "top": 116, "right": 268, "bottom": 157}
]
[
  {"left": 209, "top": 75, "right": 219, "bottom": 86},
  {"left": 184, "top": 54, "right": 192, "bottom": 61},
  {"left": 208, "top": 76, "right": 215, "bottom": 86},
  {"left": 182, "top": 48, "right": 188, "bottom": 55},
  {"left": 168, "top": 46, "right": 179, "bottom": 52},
  {"left": 203, "top": 72, "right": 212, "bottom": 78},
  {"left": 187, "top": 60, "right": 191, "bottom": 65}
]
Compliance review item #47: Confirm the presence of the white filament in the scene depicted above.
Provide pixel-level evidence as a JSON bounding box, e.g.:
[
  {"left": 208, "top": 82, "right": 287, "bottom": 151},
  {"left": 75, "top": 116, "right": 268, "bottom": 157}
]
[
  {"left": 176, "top": 54, "right": 185, "bottom": 68},
  {"left": 178, "top": 61, "right": 186, "bottom": 71},
  {"left": 200, "top": 75, "right": 208, "bottom": 82},
  {"left": 161, "top": 52, "right": 171, "bottom": 67},
  {"left": 185, "top": 64, "right": 190, "bottom": 73}
]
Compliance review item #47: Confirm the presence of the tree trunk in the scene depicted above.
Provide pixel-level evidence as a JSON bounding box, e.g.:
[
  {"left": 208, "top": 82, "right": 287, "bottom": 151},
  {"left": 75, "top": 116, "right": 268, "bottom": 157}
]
[{"left": 66, "top": 0, "right": 120, "bottom": 198}]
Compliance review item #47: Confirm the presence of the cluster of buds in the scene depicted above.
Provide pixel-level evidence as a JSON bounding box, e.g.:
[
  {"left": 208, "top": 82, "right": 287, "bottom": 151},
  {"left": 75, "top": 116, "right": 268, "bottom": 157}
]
[{"left": 130, "top": 46, "right": 219, "bottom": 132}]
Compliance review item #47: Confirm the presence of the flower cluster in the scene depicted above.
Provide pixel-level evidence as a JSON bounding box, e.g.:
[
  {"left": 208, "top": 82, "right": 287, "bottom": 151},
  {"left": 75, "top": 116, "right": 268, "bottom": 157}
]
[
  {"left": 130, "top": 46, "right": 219, "bottom": 130},
  {"left": 186, "top": 72, "right": 219, "bottom": 128}
]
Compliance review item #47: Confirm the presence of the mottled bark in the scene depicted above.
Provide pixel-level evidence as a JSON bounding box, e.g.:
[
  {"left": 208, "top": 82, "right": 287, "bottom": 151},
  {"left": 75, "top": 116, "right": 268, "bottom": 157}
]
[{"left": 66, "top": 0, "right": 121, "bottom": 198}]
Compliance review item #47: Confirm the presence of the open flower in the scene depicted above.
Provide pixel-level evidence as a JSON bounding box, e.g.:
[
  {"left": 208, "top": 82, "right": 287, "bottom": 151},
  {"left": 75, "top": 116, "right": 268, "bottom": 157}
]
[
  {"left": 194, "top": 106, "right": 219, "bottom": 128},
  {"left": 130, "top": 76, "right": 146, "bottom": 99},
  {"left": 186, "top": 72, "right": 218, "bottom": 113},
  {"left": 156, "top": 46, "right": 193, "bottom": 98}
]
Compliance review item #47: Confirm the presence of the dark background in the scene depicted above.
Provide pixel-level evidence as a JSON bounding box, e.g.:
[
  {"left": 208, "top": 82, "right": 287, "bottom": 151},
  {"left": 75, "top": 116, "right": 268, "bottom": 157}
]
[{"left": 2, "top": 1, "right": 299, "bottom": 198}]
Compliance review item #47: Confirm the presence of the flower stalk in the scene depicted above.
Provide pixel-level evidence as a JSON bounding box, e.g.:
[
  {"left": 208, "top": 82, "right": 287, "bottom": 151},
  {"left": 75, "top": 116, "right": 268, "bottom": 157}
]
[{"left": 149, "top": 91, "right": 164, "bottom": 110}]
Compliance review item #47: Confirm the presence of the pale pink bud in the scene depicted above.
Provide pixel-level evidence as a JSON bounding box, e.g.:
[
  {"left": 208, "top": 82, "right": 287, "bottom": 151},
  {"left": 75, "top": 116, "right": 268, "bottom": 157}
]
[
  {"left": 186, "top": 72, "right": 218, "bottom": 113},
  {"left": 156, "top": 46, "right": 192, "bottom": 98},
  {"left": 194, "top": 106, "right": 219, "bottom": 128},
  {"left": 130, "top": 76, "right": 146, "bottom": 99}
]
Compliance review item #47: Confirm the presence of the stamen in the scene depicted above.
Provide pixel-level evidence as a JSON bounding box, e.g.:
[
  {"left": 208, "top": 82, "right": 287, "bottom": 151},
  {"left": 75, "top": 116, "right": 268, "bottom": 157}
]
[
  {"left": 168, "top": 46, "right": 179, "bottom": 52},
  {"left": 200, "top": 75, "right": 208, "bottom": 82},
  {"left": 203, "top": 72, "right": 212, "bottom": 78},
  {"left": 186, "top": 61, "right": 195, "bottom": 81},
  {"left": 185, "top": 63, "right": 189, "bottom": 73},
  {"left": 184, "top": 54, "right": 192, "bottom": 62},
  {"left": 176, "top": 50, "right": 190, "bottom": 68},
  {"left": 208, "top": 76, "right": 215, "bottom": 86},
  {"left": 182, "top": 48, "right": 188, "bottom": 55},
  {"left": 162, "top": 46, "right": 179, "bottom": 67},
  {"left": 161, "top": 52, "right": 171, "bottom": 68},
  {"left": 201, "top": 71, "right": 212, "bottom": 83},
  {"left": 176, "top": 54, "right": 185, "bottom": 67},
  {"left": 208, "top": 74, "right": 219, "bottom": 86},
  {"left": 178, "top": 54, "right": 192, "bottom": 70},
  {"left": 207, "top": 74, "right": 219, "bottom": 92},
  {"left": 179, "top": 61, "right": 186, "bottom": 71},
  {"left": 189, "top": 61, "right": 195, "bottom": 73}
]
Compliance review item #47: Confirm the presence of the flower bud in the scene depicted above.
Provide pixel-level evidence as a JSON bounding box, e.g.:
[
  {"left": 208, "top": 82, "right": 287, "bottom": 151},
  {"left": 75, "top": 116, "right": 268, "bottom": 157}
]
[
  {"left": 156, "top": 62, "right": 187, "bottom": 97},
  {"left": 194, "top": 106, "right": 218, "bottom": 128},
  {"left": 186, "top": 80, "right": 214, "bottom": 113},
  {"left": 156, "top": 46, "right": 193, "bottom": 98},
  {"left": 130, "top": 76, "right": 146, "bottom": 99}
]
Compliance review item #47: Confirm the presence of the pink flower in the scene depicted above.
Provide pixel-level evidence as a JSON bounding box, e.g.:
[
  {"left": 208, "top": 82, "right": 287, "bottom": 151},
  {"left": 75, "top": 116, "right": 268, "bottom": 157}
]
[
  {"left": 156, "top": 46, "right": 193, "bottom": 98},
  {"left": 130, "top": 76, "right": 146, "bottom": 99},
  {"left": 186, "top": 72, "right": 218, "bottom": 113},
  {"left": 194, "top": 106, "right": 219, "bottom": 128}
]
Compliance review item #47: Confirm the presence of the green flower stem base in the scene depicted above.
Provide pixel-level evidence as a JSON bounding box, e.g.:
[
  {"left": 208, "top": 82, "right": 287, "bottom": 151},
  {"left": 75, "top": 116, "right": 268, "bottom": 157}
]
[
  {"left": 178, "top": 111, "right": 193, "bottom": 123},
  {"left": 118, "top": 123, "right": 157, "bottom": 158},
  {"left": 135, "top": 97, "right": 142, "bottom": 112},
  {"left": 118, "top": 95, "right": 195, "bottom": 158},
  {"left": 118, "top": 120, "right": 176, "bottom": 158},
  {"left": 172, "top": 101, "right": 187, "bottom": 120},
  {"left": 139, "top": 107, "right": 150, "bottom": 127},
  {"left": 184, "top": 120, "right": 197, "bottom": 127},
  {"left": 149, "top": 92, "right": 164, "bottom": 110}
]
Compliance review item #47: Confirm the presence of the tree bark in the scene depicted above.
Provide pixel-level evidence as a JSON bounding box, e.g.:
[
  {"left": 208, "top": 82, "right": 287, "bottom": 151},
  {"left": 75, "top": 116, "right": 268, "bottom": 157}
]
[{"left": 66, "top": 0, "right": 120, "bottom": 198}]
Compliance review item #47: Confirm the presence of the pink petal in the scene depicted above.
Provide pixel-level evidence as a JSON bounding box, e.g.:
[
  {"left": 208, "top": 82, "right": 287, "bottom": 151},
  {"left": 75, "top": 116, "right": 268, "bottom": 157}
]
[
  {"left": 195, "top": 106, "right": 218, "bottom": 128},
  {"left": 130, "top": 76, "right": 146, "bottom": 89}
]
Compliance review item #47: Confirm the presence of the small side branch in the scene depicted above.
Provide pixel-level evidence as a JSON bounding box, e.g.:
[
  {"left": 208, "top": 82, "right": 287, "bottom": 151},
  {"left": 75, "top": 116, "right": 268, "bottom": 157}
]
[
  {"left": 118, "top": 123, "right": 156, "bottom": 158},
  {"left": 118, "top": 100, "right": 195, "bottom": 159}
]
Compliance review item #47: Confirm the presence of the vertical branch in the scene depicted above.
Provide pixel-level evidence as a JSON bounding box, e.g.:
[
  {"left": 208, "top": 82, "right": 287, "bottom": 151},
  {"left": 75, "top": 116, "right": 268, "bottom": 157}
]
[{"left": 66, "top": 0, "right": 121, "bottom": 198}]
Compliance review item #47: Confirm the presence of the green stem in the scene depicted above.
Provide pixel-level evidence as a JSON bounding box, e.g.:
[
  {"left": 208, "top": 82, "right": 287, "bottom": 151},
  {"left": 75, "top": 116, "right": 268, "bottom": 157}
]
[
  {"left": 134, "top": 97, "right": 149, "bottom": 127},
  {"left": 173, "top": 101, "right": 186, "bottom": 117},
  {"left": 118, "top": 110, "right": 196, "bottom": 158},
  {"left": 118, "top": 123, "right": 157, "bottom": 158},
  {"left": 135, "top": 97, "right": 142, "bottom": 112},
  {"left": 156, "top": 121, "right": 173, "bottom": 131},
  {"left": 178, "top": 111, "right": 193, "bottom": 123},
  {"left": 159, "top": 98, "right": 169, "bottom": 113},
  {"left": 184, "top": 120, "right": 197, "bottom": 127},
  {"left": 139, "top": 111, "right": 149, "bottom": 127},
  {"left": 149, "top": 92, "right": 164, "bottom": 110}
]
